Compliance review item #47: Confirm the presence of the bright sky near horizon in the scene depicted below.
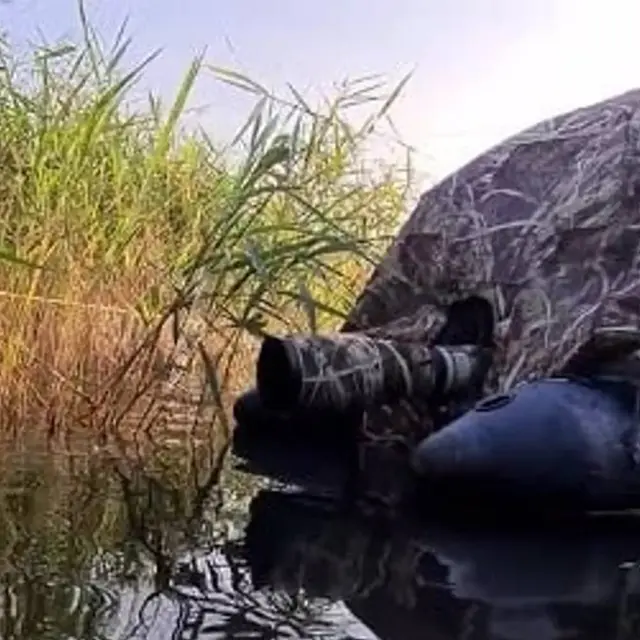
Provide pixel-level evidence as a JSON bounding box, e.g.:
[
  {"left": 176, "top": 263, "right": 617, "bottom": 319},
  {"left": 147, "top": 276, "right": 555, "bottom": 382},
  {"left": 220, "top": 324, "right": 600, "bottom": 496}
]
[{"left": 3, "top": 0, "right": 640, "bottom": 189}]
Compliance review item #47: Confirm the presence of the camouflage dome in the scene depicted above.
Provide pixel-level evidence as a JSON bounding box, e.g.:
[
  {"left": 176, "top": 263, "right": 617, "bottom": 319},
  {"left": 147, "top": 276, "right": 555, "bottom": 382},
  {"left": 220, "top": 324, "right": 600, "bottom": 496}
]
[{"left": 340, "top": 88, "right": 640, "bottom": 511}]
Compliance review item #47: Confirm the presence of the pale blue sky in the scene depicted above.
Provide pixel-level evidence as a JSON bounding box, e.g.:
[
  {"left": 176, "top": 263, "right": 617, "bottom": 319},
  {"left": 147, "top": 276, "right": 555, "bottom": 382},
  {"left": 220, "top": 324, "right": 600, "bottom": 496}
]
[{"left": 3, "top": 0, "right": 640, "bottom": 185}]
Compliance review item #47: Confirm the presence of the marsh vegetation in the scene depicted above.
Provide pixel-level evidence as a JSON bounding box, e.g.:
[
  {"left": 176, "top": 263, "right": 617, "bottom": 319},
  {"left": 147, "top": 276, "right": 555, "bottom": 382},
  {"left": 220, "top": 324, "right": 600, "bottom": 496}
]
[{"left": 0, "top": 6, "right": 412, "bottom": 448}]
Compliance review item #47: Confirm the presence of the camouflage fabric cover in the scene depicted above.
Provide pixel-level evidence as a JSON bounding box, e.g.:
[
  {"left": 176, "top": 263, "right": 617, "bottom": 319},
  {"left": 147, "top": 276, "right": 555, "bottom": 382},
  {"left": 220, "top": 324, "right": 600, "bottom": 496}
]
[
  {"left": 257, "top": 334, "right": 489, "bottom": 413},
  {"left": 339, "top": 89, "right": 640, "bottom": 512}
]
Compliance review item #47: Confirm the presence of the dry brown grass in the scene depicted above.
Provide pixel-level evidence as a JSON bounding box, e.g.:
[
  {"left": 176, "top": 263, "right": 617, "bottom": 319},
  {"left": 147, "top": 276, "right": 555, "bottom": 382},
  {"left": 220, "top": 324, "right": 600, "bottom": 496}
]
[{"left": 0, "top": 273, "right": 158, "bottom": 435}]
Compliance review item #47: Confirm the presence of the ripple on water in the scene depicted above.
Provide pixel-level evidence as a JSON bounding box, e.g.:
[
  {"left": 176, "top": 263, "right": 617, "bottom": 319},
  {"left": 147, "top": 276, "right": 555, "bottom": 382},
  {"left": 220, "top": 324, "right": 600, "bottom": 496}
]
[{"left": 0, "top": 436, "right": 640, "bottom": 639}]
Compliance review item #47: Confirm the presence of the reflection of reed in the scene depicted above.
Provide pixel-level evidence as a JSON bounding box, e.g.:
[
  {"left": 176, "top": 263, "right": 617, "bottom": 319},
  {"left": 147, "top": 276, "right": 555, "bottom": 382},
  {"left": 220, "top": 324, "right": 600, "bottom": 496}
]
[{"left": 0, "top": 429, "right": 356, "bottom": 639}]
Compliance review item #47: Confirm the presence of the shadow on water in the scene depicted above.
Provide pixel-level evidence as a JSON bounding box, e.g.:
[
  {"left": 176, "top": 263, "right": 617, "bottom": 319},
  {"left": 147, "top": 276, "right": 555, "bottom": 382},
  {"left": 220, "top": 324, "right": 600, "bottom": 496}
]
[{"left": 3, "top": 435, "right": 640, "bottom": 639}]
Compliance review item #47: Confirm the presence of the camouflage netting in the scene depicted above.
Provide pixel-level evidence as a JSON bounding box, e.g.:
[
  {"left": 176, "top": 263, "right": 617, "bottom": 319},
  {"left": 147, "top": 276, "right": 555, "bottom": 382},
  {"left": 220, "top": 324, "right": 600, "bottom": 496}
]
[{"left": 258, "top": 89, "right": 640, "bottom": 513}]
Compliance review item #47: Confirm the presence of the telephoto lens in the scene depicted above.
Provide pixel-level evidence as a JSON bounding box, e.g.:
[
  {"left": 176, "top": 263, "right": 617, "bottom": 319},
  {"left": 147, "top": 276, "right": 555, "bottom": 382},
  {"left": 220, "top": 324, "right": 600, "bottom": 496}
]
[{"left": 256, "top": 332, "right": 490, "bottom": 414}]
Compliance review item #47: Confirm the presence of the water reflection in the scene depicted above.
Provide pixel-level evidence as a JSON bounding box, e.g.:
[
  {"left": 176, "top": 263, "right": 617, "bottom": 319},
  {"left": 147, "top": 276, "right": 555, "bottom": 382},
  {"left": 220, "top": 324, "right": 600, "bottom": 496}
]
[
  {"left": 1, "top": 440, "right": 640, "bottom": 639},
  {"left": 246, "top": 490, "right": 640, "bottom": 640},
  {"left": 0, "top": 438, "right": 372, "bottom": 639}
]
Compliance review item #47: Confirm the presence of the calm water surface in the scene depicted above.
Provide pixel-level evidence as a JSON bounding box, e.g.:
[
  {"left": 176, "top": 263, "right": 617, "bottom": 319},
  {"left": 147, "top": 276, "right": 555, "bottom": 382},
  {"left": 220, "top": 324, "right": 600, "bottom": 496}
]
[{"left": 2, "top": 434, "right": 640, "bottom": 640}]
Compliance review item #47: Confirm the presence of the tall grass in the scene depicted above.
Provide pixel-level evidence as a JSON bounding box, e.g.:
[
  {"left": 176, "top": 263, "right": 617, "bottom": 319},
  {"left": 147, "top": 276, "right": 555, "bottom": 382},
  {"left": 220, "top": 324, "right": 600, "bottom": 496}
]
[{"left": 0, "top": 8, "right": 412, "bottom": 442}]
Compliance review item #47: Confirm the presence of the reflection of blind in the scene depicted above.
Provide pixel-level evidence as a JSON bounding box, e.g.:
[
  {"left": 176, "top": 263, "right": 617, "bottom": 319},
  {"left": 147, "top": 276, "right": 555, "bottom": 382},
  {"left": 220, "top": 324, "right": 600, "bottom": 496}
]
[{"left": 489, "top": 606, "right": 559, "bottom": 640}]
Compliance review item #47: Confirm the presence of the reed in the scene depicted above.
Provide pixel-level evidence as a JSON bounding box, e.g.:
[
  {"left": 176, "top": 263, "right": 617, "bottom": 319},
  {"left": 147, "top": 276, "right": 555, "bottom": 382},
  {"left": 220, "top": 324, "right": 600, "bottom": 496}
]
[{"left": 0, "top": 4, "right": 412, "bottom": 440}]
